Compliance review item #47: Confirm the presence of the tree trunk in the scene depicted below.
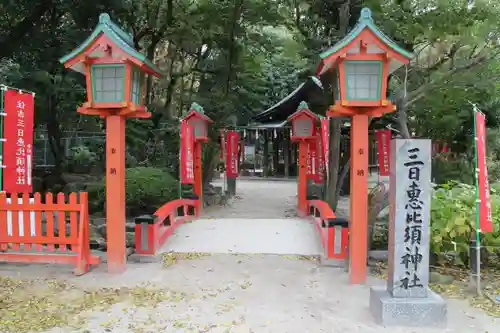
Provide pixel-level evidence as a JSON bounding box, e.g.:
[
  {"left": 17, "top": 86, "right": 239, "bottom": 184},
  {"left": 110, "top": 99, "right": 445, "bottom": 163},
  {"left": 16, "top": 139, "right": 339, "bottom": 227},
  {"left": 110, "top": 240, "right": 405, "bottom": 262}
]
[
  {"left": 396, "top": 94, "right": 412, "bottom": 139},
  {"left": 327, "top": 117, "right": 342, "bottom": 208}
]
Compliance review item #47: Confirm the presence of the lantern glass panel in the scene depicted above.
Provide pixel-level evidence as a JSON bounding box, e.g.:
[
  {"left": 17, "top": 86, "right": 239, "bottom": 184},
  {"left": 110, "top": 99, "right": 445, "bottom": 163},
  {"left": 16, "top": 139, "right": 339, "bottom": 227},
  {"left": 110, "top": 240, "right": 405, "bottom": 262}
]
[
  {"left": 92, "top": 65, "right": 125, "bottom": 102},
  {"left": 191, "top": 119, "right": 207, "bottom": 138},
  {"left": 131, "top": 69, "right": 142, "bottom": 104},
  {"left": 344, "top": 61, "right": 382, "bottom": 100},
  {"left": 294, "top": 119, "right": 313, "bottom": 137}
]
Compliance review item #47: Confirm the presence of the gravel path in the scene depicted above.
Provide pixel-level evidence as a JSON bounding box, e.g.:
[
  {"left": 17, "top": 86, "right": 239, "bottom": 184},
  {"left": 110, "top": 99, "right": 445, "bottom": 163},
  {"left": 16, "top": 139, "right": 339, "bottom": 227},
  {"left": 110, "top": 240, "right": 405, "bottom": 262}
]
[{"left": 1, "top": 255, "right": 498, "bottom": 333}]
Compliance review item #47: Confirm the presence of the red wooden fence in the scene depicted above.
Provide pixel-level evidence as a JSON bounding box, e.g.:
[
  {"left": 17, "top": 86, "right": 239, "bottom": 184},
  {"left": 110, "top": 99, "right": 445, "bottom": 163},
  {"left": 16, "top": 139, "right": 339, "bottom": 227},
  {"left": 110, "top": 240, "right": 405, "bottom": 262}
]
[{"left": 0, "top": 192, "right": 100, "bottom": 275}]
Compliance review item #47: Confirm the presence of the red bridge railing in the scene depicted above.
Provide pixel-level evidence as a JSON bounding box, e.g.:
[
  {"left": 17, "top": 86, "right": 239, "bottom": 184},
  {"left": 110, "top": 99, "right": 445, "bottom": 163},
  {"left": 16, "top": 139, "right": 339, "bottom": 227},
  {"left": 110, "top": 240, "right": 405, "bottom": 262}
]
[
  {"left": 135, "top": 199, "right": 198, "bottom": 255},
  {"left": 307, "top": 200, "right": 349, "bottom": 261}
]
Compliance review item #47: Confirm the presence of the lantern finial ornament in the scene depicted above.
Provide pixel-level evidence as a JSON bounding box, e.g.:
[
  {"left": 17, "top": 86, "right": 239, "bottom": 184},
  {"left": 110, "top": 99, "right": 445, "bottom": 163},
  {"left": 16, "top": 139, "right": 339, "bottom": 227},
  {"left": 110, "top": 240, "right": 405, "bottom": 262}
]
[
  {"left": 297, "top": 101, "right": 309, "bottom": 112},
  {"left": 359, "top": 8, "right": 373, "bottom": 22},
  {"left": 190, "top": 102, "right": 205, "bottom": 114}
]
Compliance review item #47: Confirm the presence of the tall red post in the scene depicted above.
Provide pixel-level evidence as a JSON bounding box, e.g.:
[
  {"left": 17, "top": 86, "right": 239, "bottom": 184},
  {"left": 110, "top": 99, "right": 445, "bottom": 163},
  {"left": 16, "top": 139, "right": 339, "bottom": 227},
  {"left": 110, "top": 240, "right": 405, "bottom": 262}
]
[
  {"left": 349, "top": 114, "right": 369, "bottom": 284},
  {"left": 106, "top": 115, "right": 127, "bottom": 273},
  {"left": 298, "top": 141, "right": 308, "bottom": 216},
  {"left": 194, "top": 142, "right": 203, "bottom": 210}
]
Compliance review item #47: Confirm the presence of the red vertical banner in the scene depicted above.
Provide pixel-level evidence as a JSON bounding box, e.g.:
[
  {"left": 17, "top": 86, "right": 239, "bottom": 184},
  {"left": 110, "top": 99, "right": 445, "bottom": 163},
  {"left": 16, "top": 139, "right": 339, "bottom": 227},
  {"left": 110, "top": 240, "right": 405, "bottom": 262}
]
[
  {"left": 375, "top": 129, "right": 391, "bottom": 176},
  {"left": 180, "top": 121, "right": 195, "bottom": 184},
  {"left": 321, "top": 118, "right": 329, "bottom": 173},
  {"left": 226, "top": 131, "right": 240, "bottom": 178},
  {"left": 307, "top": 139, "right": 316, "bottom": 179},
  {"left": 3, "top": 90, "right": 34, "bottom": 193},
  {"left": 315, "top": 130, "right": 325, "bottom": 184},
  {"left": 475, "top": 112, "right": 493, "bottom": 232}
]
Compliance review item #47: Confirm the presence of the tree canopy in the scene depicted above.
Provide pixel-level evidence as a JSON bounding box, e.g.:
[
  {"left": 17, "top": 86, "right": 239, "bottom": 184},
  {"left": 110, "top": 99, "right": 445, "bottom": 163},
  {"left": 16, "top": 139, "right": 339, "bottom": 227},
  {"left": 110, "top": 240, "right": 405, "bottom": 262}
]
[{"left": 1, "top": 0, "right": 500, "bottom": 185}]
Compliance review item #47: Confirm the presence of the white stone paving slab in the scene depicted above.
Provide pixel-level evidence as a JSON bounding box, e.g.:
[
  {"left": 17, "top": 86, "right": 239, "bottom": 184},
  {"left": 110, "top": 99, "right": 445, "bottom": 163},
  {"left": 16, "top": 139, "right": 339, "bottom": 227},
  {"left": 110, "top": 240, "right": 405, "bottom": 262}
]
[{"left": 160, "top": 218, "right": 323, "bottom": 256}]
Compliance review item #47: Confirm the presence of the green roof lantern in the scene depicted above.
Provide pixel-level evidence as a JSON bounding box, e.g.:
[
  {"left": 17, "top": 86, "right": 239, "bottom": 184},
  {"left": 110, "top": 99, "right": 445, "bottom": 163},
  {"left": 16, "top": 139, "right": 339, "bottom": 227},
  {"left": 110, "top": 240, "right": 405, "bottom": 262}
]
[
  {"left": 181, "top": 102, "right": 213, "bottom": 142},
  {"left": 288, "top": 101, "right": 318, "bottom": 140},
  {"left": 59, "top": 12, "right": 163, "bottom": 115},
  {"left": 318, "top": 7, "right": 413, "bottom": 112},
  {"left": 317, "top": 7, "right": 413, "bottom": 77}
]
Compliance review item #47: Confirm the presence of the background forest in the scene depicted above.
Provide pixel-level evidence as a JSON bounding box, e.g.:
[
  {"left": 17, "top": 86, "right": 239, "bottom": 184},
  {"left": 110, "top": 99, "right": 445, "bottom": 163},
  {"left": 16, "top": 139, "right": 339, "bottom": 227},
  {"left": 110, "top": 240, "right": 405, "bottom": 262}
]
[{"left": 3, "top": 0, "right": 500, "bottom": 263}]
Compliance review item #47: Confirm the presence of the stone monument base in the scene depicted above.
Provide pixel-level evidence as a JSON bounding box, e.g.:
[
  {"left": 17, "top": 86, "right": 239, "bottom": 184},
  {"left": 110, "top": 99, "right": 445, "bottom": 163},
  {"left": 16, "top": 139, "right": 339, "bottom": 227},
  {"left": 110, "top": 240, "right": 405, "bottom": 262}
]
[{"left": 369, "top": 286, "right": 447, "bottom": 327}]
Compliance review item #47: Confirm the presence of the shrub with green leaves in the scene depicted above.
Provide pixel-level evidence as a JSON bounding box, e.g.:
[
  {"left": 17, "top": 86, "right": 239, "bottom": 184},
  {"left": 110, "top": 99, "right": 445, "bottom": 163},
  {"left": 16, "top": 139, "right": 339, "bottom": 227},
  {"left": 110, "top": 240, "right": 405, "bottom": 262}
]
[
  {"left": 66, "top": 145, "right": 97, "bottom": 174},
  {"left": 86, "top": 167, "right": 179, "bottom": 216},
  {"left": 431, "top": 181, "right": 500, "bottom": 265}
]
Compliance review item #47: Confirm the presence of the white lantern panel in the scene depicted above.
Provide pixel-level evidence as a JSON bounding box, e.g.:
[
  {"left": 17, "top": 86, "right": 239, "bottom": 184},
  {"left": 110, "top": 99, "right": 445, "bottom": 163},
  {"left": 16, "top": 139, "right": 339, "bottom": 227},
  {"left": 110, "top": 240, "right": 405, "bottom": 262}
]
[
  {"left": 294, "top": 119, "right": 313, "bottom": 137},
  {"left": 131, "top": 69, "right": 142, "bottom": 104},
  {"left": 92, "top": 65, "right": 125, "bottom": 102},
  {"left": 344, "top": 61, "right": 382, "bottom": 100},
  {"left": 191, "top": 119, "right": 207, "bottom": 138}
]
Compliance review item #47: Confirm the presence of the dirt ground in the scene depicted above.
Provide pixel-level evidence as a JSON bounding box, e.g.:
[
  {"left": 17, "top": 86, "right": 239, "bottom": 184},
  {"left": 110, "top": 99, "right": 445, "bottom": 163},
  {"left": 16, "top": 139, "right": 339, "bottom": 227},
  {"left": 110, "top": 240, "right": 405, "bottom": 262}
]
[{"left": 1, "top": 255, "right": 499, "bottom": 333}]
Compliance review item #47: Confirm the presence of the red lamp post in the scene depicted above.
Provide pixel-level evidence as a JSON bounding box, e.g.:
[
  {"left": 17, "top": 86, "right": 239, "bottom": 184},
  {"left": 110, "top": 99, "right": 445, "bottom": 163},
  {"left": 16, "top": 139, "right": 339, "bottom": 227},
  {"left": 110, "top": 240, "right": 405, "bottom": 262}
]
[
  {"left": 288, "top": 101, "right": 319, "bottom": 216},
  {"left": 316, "top": 8, "right": 413, "bottom": 284},
  {"left": 180, "top": 102, "right": 213, "bottom": 210},
  {"left": 59, "top": 13, "right": 162, "bottom": 273}
]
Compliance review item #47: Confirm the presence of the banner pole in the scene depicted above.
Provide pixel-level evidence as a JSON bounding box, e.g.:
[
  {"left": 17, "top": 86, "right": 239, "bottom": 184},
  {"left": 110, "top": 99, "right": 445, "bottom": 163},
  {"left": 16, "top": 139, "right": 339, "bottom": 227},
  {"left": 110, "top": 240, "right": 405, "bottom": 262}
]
[
  {"left": 0, "top": 85, "right": 4, "bottom": 192},
  {"left": 472, "top": 105, "right": 482, "bottom": 296}
]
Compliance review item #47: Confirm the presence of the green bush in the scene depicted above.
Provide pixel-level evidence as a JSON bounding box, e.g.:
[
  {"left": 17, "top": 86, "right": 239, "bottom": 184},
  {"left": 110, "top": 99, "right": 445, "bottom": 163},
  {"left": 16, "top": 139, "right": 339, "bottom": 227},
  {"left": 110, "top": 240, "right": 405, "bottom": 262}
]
[
  {"left": 86, "top": 167, "right": 179, "bottom": 216},
  {"left": 66, "top": 146, "right": 97, "bottom": 174},
  {"left": 431, "top": 181, "right": 500, "bottom": 265}
]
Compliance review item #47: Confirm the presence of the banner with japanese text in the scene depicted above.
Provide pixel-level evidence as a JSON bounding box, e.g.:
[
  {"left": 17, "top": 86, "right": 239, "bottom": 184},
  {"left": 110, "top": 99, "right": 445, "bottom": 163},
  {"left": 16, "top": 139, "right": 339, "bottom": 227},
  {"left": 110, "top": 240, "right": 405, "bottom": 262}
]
[
  {"left": 315, "top": 130, "right": 325, "bottom": 184},
  {"left": 474, "top": 111, "right": 494, "bottom": 232},
  {"left": 307, "top": 139, "right": 316, "bottom": 179},
  {"left": 3, "top": 89, "right": 34, "bottom": 193},
  {"left": 320, "top": 118, "right": 329, "bottom": 173},
  {"left": 180, "top": 121, "right": 195, "bottom": 184},
  {"left": 226, "top": 131, "right": 240, "bottom": 178},
  {"left": 375, "top": 129, "right": 391, "bottom": 176}
]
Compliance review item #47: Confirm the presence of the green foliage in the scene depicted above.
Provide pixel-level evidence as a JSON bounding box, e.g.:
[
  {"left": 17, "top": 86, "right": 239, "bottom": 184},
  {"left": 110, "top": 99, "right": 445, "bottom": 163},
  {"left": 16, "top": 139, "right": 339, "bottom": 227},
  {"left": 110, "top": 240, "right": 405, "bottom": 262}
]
[
  {"left": 431, "top": 181, "right": 500, "bottom": 264},
  {"left": 431, "top": 153, "right": 474, "bottom": 185},
  {"left": 87, "top": 167, "right": 178, "bottom": 216},
  {"left": 66, "top": 146, "right": 97, "bottom": 174}
]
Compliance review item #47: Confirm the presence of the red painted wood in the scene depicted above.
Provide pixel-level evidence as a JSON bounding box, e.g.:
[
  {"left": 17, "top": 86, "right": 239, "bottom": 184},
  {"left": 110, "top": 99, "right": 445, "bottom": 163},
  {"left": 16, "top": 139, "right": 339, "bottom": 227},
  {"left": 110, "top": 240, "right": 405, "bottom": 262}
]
[{"left": 0, "top": 191, "right": 100, "bottom": 275}]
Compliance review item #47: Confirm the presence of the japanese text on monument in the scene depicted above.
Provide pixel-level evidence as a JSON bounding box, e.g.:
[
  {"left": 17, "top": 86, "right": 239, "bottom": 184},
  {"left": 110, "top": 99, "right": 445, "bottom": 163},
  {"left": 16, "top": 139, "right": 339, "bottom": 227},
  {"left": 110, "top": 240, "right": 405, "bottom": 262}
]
[{"left": 400, "top": 147, "right": 425, "bottom": 291}]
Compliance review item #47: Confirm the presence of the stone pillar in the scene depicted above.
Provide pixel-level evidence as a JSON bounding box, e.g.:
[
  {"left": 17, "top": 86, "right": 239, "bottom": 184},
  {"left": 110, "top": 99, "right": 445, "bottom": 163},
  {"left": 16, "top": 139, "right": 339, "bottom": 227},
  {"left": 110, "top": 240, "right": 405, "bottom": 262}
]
[{"left": 370, "top": 139, "right": 447, "bottom": 327}]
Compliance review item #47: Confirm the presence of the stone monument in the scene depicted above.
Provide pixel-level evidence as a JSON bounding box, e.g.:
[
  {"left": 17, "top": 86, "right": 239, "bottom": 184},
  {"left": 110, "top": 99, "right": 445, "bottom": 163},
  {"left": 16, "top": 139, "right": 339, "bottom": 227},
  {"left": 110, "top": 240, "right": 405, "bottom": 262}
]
[{"left": 370, "top": 139, "right": 447, "bottom": 327}]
